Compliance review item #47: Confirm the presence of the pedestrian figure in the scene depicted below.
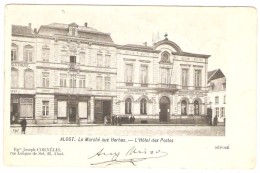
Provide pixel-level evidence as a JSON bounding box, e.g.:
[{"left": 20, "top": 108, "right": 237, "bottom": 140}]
[
  {"left": 104, "top": 115, "right": 108, "bottom": 125},
  {"left": 207, "top": 107, "right": 212, "bottom": 126},
  {"left": 213, "top": 115, "right": 218, "bottom": 126},
  {"left": 20, "top": 118, "right": 27, "bottom": 134},
  {"left": 132, "top": 116, "right": 135, "bottom": 124}
]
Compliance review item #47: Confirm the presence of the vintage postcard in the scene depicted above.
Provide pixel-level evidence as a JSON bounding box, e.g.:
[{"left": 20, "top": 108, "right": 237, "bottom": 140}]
[{"left": 3, "top": 5, "right": 256, "bottom": 168}]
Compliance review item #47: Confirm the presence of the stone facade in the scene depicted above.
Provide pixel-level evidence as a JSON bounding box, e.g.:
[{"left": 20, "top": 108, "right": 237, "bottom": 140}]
[{"left": 10, "top": 22, "right": 210, "bottom": 125}]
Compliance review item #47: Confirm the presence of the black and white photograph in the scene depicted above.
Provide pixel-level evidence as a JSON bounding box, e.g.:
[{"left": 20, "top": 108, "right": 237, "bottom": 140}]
[{"left": 3, "top": 4, "right": 256, "bottom": 168}]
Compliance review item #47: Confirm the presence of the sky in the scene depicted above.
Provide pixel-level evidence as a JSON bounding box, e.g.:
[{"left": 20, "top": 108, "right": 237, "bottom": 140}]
[{"left": 6, "top": 5, "right": 256, "bottom": 75}]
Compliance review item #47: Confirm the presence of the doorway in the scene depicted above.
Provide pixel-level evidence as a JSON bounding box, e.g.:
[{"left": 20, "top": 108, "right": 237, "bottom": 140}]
[
  {"left": 69, "top": 106, "right": 77, "bottom": 123},
  {"left": 94, "top": 100, "right": 111, "bottom": 124},
  {"left": 159, "top": 96, "right": 170, "bottom": 122}
]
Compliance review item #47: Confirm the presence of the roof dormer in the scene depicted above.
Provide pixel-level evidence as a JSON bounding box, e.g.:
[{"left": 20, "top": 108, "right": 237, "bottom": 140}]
[{"left": 68, "top": 22, "right": 78, "bottom": 36}]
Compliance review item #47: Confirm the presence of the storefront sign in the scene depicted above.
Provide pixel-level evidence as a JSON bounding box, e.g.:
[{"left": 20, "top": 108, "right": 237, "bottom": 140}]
[
  {"left": 20, "top": 98, "right": 33, "bottom": 104},
  {"left": 11, "top": 62, "right": 30, "bottom": 68},
  {"left": 11, "top": 89, "right": 19, "bottom": 94}
]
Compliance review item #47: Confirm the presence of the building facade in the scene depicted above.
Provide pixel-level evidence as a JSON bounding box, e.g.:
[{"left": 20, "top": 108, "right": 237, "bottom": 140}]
[
  {"left": 207, "top": 69, "right": 226, "bottom": 123},
  {"left": 10, "top": 22, "right": 210, "bottom": 125}
]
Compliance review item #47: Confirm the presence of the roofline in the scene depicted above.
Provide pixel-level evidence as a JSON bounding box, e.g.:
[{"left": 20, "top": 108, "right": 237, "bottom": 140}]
[
  {"left": 39, "top": 25, "right": 111, "bottom": 36},
  {"left": 172, "top": 51, "right": 211, "bottom": 58},
  {"left": 116, "top": 45, "right": 160, "bottom": 53}
]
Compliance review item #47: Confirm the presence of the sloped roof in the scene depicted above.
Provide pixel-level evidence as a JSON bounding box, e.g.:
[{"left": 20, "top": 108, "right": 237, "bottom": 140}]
[
  {"left": 12, "top": 25, "right": 32, "bottom": 35},
  {"left": 208, "top": 69, "right": 225, "bottom": 82},
  {"left": 38, "top": 22, "right": 114, "bottom": 43}
]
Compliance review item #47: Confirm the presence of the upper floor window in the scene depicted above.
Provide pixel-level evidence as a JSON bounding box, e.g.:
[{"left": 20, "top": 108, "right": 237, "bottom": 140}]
[
  {"left": 42, "top": 72, "right": 49, "bottom": 88},
  {"left": 79, "top": 52, "right": 86, "bottom": 65},
  {"left": 194, "top": 70, "right": 201, "bottom": 87},
  {"left": 125, "top": 64, "right": 133, "bottom": 83},
  {"left": 24, "top": 69, "right": 34, "bottom": 89},
  {"left": 140, "top": 65, "right": 148, "bottom": 84},
  {"left": 105, "top": 77, "right": 111, "bottom": 90},
  {"left": 70, "top": 75, "right": 76, "bottom": 88},
  {"left": 161, "top": 51, "right": 170, "bottom": 62},
  {"left": 61, "top": 51, "right": 68, "bottom": 63},
  {"left": 60, "top": 74, "right": 67, "bottom": 87},
  {"left": 182, "top": 69, "right": 188, "bottom": 86},
  {"left": 222, "top": 83, "right": 226, "bottom": 90},
  {"left": 70, "top": 56, "right": 76, "bottom": 63},
  {"left": 161, "top": 68, "right": 170, "bottom": 84},
  {"left": 23, "top": 45, "right": 33, "bottom": 62},
  {"left": 11, "top": 43, "right": 18, "bottom": 61},
  {"left": 215, "top": 96, "right": 219, "bottom": 104},
  {"left": 72, "top": 28, "right": 76, "bottom": 36},
  {"left": 42, "top": 46, "right": 50, "bottom": 62},
  {"left": 79, "top": 75, "right": 86, "bottom": 88},
  {"left": 96, "top": 76, "right": 103, "bottom": 90},
  {"left": 140, "top": 98, "right": 147, "bottom": 115},
  {"left": 11, "top": 68, "right": 18, "bottom": 88},
  {"left": 97, "top": 54, "right": 103, "bottom": 67},
  {"left": 105, "top": 55, "right": 111, "bottom": 67},
  {"left": 224, "top": 95, "right": 226, "bottom": 104}
]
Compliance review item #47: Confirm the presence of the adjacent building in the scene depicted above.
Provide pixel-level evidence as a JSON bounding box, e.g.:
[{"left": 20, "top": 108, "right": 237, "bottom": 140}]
[
  {"left": 207, "top": 69, "right": 226, "bottom": 123},
  {"left": 10, "top": 22, "right": 211, "bottom": 125}
]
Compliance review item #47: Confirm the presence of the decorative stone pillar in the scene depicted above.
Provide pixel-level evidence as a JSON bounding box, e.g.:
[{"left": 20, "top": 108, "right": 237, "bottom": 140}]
[{"left": 90, "top": 96, "right": 95, "bottom": 123}]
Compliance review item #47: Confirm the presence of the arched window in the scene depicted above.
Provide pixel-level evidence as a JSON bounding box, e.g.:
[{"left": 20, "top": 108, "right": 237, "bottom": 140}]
[
  {"left": 125, "top": 98, "right": 132, "bottom": 114},
  {"left": 194, "top": 100, "right": 199, "bottom": 115},
  {"left": 24, "top": 45, "right": 33, "bottom": 62},
  {"left": 11, "top": 68, "right": 18, "bottom": 88},
  {"left": 11, "top": 43, "right": 18, "bottom": 61},
  {"left": 181, "top": 100, "right": 187, "bottom": 115},
  {"left": 140, "top": 98, "right": 147, "bottom": 115},
  {"left": 161, "top": 51, "right": 170, "bottom": 62},
  {"left": 24, "top": 69, "right": 34, "bottom": 88}
]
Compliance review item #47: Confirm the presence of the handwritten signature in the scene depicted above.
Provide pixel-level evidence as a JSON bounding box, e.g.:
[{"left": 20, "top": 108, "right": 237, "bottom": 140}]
[{"left": 88, "top": 146, "right": 168, "bottom": 166}]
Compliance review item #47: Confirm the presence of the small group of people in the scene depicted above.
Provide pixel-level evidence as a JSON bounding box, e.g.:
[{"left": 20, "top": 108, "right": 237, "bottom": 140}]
[
  {"left": 206, "top": 107, "right": 218, "bottom": 126},
  {"left": 104, "top": 115, "right": 135, "bottom": 126}
]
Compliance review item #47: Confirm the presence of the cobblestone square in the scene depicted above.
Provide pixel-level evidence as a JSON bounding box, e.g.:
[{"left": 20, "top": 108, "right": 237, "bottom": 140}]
[{"left": 10, "top": 125, "right": 225, "bottom": 136}]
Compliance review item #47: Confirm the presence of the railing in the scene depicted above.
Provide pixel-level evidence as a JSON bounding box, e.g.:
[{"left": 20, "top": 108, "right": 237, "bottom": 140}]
[
  {"left": 156, "top": 83, "right": 178, "bottom": 90},
  {"left": 68, "top": 63, "right": 80, "bottom": 70}
]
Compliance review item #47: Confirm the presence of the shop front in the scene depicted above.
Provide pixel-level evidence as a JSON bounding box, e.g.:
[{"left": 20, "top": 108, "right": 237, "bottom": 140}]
[
  {"left": 55, "top": 95, "right": 90, "bottom": 124},
  {"left": 10, "top": 94, "right": 35, "bottom": 123}
]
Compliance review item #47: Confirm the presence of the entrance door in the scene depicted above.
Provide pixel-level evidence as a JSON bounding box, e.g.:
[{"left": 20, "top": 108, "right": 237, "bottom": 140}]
[
  {"left": 159, "top": 96, "right": 170, "bottom": 122},
  {"left": 103, "top": 101, "right": 111, "bottom": 117},
  {"left": 69, "top": 107, "right": 77, "bottom": 123},
  {"left": 94, "top": 100, "right": 112, "bottom": 124}
]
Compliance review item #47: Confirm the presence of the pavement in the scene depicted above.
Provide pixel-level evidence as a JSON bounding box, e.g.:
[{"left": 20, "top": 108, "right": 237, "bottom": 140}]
[{"left": 10, "top": 125, "right": 225, "bottom": 136}]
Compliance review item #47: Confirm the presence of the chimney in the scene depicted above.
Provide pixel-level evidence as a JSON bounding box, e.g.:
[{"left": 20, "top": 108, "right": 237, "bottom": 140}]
[
  {"left": 28, "top": 23, "right": 32, "bottom": 28},
  {"left": 84, "top": 22, "right": 88, "bottom": 27},
  {"left": 34, "top": 28, "right": 37, "bottom": 34},
  {"left": 143, "top": 42, "right": 147, "bottom": 46}
]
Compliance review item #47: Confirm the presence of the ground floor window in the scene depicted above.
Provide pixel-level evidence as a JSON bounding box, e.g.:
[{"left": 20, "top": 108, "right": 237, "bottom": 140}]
[
  {"left": 181, "top": 100, "right": 187, "bottom": 115},
  {"left": 194, "top": 100, "right": 199, "bottom": 115},
  {"left": 58, "top": 101, "right": 67, "bottom": 118},
  {"left": 125, "top": 98, "right": 132, "bottom": 114},
  {"left": 140, "top": 98, "right": 147, "bottom": 114},
  {"left": 20, "top": 98, "right": 33, "bottom": 118},
  {"left": 78, "top": 102, "right": 88, "bottom": 118},
  {"left": 42, "top": 101, "right": 49, "bottom": 116}
]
